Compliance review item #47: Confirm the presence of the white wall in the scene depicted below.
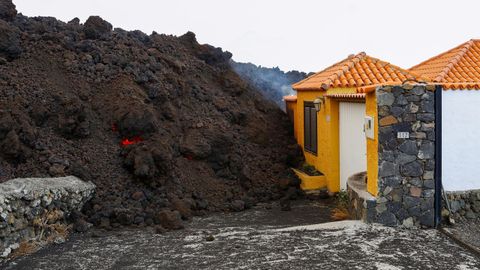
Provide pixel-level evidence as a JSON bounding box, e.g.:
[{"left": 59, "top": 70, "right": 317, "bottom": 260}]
[{"left": 442, "top": 90, "right": 480, "bottom": 191}]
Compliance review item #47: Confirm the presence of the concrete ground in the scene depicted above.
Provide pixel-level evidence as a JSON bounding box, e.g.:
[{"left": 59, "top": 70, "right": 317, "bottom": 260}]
[{"left": 2, "top": 200, "right": 480, "bottom": 270}]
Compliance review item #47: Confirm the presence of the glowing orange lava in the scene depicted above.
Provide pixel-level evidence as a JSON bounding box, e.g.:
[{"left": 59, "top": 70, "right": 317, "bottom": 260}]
[{"left": 121, "top": 136, "right": 143, "bottom": 146}]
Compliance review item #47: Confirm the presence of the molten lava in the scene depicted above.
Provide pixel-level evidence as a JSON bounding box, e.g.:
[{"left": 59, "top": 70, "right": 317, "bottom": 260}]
[
  {"left": 112, "top": 123, "right": 143, "bottom": 146},
  {"left": 121, "top": 136, "right": 143, "bottom": 146}
]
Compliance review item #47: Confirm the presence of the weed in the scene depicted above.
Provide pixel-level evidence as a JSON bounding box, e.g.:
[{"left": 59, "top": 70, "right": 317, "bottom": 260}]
[
  {"left": 336, "top": 190, "right": 349, "bottom": 209},
  {"left": 9, "top": 209, "right": 72, "bottom": 259},
  {"left": 299, "top": 162, "right": 323, "bottom": 176},
  {"left": 331, "top": 190, "right": 350, "bottom": 221},
  {"left": 9, "top": 241, "right": 38, "bottom": 258},
  {"left": 331, "top": 208, "right": 349, "bottom": 221}
]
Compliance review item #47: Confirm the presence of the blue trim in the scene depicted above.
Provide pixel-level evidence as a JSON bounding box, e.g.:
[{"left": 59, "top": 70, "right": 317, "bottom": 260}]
[{"left": 434, "top": 86, "right": 442, "bottom": 227}]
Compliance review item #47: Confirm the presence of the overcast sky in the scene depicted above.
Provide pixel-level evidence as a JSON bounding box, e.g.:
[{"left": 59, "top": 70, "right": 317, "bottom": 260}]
[{"left": 14, "top": 0, "right": 480, "bottom": 72}]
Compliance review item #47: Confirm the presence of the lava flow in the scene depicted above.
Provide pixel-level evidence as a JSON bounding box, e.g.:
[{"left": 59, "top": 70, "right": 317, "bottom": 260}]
[{"left": 121, "top": 136, "right": 143, "bottom": 146}]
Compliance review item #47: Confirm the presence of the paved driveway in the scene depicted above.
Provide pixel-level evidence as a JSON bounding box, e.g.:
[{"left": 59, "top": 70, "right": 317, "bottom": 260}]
[{"left": 2, "top": 200, "right": 480, "bottom": 270}]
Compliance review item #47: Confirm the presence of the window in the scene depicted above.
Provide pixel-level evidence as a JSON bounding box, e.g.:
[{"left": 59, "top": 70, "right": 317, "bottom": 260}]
[{"left": 304, "top": 102, "right": 317, "bottom": 154}]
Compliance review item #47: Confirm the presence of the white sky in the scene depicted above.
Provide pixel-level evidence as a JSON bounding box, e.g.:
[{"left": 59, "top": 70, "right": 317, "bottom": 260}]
[{"left": 14, "top": 0, "right": 480, "bottom": 72}]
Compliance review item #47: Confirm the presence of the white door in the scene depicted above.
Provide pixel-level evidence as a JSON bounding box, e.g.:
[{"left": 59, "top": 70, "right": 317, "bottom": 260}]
[{"left": 339, "top": 102, "right": 367, "bottom": 190}]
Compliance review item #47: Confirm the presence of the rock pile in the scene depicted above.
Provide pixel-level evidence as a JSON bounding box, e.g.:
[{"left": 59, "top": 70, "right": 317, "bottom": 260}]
[{"left": 0, "top": 1, "right": 302, "bottom": 230}]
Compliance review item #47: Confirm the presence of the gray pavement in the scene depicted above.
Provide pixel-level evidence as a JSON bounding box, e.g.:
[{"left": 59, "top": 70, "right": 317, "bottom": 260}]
[{"left": 2, "top": 200, "right": 480, "bottom": 270}]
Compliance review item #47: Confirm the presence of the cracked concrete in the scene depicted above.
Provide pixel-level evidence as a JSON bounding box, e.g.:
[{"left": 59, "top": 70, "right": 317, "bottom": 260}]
[{"left": 2, "top": 200, "right": 479, "bottom": 269}]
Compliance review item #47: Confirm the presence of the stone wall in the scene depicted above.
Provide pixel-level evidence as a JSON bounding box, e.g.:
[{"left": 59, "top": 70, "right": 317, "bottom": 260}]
[
  {"left": 0, "top": 176, "right": 95, "bottom": 258},
  {"left": 443, "top": 190, "right": 480, "bottom": 221},
  {"left": 348, "top": 85, "right": 437, "bottom": 227},
  {"left": 347, "top": 172, "right": 376, "bottom": 222}
]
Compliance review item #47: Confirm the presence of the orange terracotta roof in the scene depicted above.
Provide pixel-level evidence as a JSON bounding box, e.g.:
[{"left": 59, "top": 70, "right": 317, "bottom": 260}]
[
  {"left": 283, "top": 95, "right": 297, "bottom": 102},
  {"left": 410, "top": 39, "right": 480, "bottom": 90},
  {"left": 292, "top": 52, "right": 423, "bottom": 92}
]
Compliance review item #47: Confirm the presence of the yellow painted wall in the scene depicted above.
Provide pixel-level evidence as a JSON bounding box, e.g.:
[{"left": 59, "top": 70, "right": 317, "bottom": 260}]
[
  {"left": 294, "top": 87, "right": 378, "bottom": 196},
  {"left": 365, "top": 91, "right": 378, "bottom": 196},
  {"left": 325, "top": 97, "right": 340, "bottom": 192},
  {"left": 295, "top": 88, "right": 361, "bottom": 193},
  {"left": 292, "top": 168, "right": 327, "bottom": 190},
  {"left": 295, "top": 90, "right": 328, "bottom": 183}
]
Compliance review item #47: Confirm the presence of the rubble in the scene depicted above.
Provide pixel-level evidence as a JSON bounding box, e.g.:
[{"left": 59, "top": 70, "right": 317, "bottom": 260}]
[{"left": 0, "top": 1, "right": 302, "bottom": 230}]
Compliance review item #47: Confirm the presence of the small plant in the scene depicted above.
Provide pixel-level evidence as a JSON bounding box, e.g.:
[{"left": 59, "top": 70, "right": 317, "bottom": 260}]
[
  {"left": 299, "top": 162, "right": 323, "bottom": 176},
  {"left": 33, "top": 209, "right": 66, "bottom": 241},
  {"left": 9, "top": 241, "right": 38, "bottom": 258},
  {"left": 10, "top": 209, "right": 71, "bottom": 259},
  {"left": 331, "top": 190, "right": 350, "bottom": 221},
  {"left": 336, "top": 190, "right": 349, "bottom": 209},
  {"left": 331, "top": 208, "right": 349, "bottom": 221}
]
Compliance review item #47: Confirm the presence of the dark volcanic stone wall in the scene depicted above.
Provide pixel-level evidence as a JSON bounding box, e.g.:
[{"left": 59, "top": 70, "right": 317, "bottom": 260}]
[
  {"left": 348, "top": 85, "right": 437, "bottom": 227},
  {"left": 376, "top": 85, "right": 436, "bottom": 227},
  {"left": 444, "top": 190, "right": 480, "bottom": 221}
]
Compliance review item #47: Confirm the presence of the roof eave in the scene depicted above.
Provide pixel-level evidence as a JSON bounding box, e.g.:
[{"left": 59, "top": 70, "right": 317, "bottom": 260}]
[
  {"left": 441, "top": 83, "right": 480, "bottom": 90},
  {"left": 292, "top": 86, "right": 329, "bottom": 91}
]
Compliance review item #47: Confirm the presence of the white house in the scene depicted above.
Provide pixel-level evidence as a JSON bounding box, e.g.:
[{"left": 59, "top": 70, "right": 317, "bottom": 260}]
[{"left": 410, "top": 39, "right": 480, "bottom": 192}]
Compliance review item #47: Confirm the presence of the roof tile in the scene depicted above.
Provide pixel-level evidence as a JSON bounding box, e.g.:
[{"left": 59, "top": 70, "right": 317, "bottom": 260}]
[
  {"left": 292, "top": 52, "right": 421, "bottom": 92},
  {"left": 283, "top": 95, "right": 297, "bottom": 102},
  {"left": 410, "top": 39, "right": 480, "bottom": 89}
]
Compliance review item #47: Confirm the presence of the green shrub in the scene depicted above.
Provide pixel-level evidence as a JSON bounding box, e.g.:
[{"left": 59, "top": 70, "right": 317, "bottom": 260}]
[
  {"left": 300, "top": 162, "right": 323, "bottom": 176},
  {"left": 331, "top": 190, "right": 350, "bottom": 221},
  {"left": 336, "top": 190, "right": 349, "bottom": 209}
]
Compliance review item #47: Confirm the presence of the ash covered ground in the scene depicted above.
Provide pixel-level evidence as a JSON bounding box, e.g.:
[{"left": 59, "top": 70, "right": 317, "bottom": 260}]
[
  {"left": 4, "top": 201, "right": 480, "bottom": 270},
  {"left": 0, "top": 0, "right": 303, "bottom": 230}
]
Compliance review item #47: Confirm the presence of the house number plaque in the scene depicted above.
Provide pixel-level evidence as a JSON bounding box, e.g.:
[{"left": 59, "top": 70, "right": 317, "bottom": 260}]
[{"left": 397, "top": 132, "right": 410, "bottom": 139}]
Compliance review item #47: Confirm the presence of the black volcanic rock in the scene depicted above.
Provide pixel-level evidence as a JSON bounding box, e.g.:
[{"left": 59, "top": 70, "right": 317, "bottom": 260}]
[
  {"left": 84, "top": 15, "right": 112, "bottom": 39},
  {"left": 0, "top": 20, "right": 21, "bottom": 60},
  {"left": 0, "top": 9, "right": 303, "bottom": 229},
  {"left": 0, "top": 0, "right": 16, "bottom": 22}
]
